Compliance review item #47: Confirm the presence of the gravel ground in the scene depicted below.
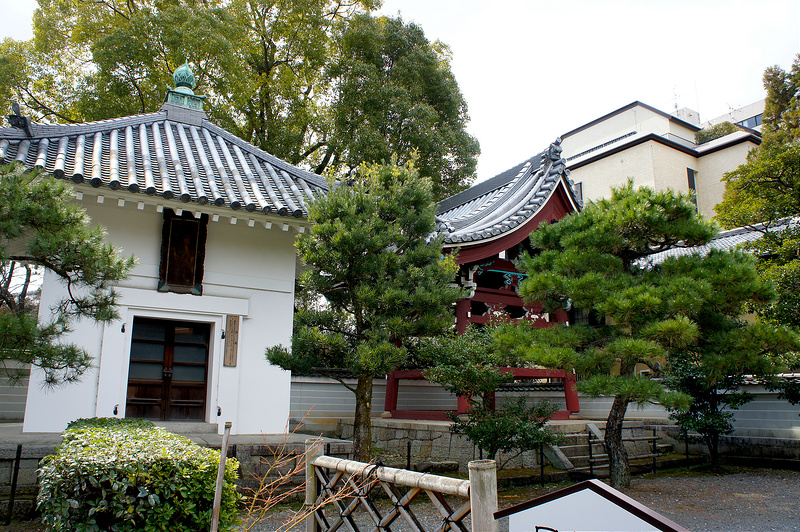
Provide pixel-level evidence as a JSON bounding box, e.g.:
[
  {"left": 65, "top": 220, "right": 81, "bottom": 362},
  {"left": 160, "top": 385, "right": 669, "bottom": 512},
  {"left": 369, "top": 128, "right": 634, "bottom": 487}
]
[
  {"left": 621, "top": 468, "right": 800, "bottom": 532},
  {"left": 237, "top": 466, "right": 800, "bottom": 532}
]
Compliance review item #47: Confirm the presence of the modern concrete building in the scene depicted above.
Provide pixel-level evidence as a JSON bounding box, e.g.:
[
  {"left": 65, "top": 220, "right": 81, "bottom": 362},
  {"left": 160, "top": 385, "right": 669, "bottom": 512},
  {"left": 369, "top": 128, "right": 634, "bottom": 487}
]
[{"left": 561, "top": 101, "right": 762, "bottom": 219}]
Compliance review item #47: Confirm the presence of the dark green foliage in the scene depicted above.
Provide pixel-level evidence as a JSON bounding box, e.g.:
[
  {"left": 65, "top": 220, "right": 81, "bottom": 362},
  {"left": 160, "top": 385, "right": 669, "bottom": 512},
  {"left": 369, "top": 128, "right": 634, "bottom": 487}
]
[
  {"left": 775, "top": 377, "right": 800, "bottom": 407},
  {"left": 421, "top": 327, "right": 515, "bottom": 398},
  {"left": 0, "top": 164, "right": 134, "bottom": 385},
  {"left": 266, "top": 161, "right": 464, "bottom": 460},
  {"left": 38, "top": 417, "right": 240, "bottom": 532},
  {"left": 695, "top": 121, "right": 739, "bottom": 144},
  {"left": 663, "top": 355, "right": 750, "bottom": 455},
  {"left": 326, "top": 15, "right": 480, "bottom": 199},
  {"left": 65, "top": 417, "right": 155, "bottom": 432}
]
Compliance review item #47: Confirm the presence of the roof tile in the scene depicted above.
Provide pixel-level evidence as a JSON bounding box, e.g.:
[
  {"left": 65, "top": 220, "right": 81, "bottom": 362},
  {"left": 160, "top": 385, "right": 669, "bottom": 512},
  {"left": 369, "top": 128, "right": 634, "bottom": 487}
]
[{"left": 0, "top": 107, "right": 327, "bottom": 218}]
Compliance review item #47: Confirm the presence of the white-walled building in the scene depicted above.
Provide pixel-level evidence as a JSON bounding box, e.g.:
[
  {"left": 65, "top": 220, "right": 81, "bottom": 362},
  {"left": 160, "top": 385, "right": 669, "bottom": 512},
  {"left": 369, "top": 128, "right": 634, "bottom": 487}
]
[
  {"left": 0, "top": 65, "right": 326, "bottom": 434},
  {"left": 561, "top": 101, "right": 762, "bottom": 218},
  {"left": 704, "top": 99, "right": 765, "bottom": 132}
]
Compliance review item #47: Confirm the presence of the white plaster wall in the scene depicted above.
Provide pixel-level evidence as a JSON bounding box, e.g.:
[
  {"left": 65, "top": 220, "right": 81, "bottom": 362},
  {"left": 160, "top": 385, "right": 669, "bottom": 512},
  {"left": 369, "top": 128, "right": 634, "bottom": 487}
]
[
  {"left": 24, "top": 272, "right": 106, "bottom": 432},
  {"left": 696, "top": 141, "right": 758, "bottom": 219},
  {"left": 705, "top": 99, "right": 765, "bottom": 128},
  {"left": 24, "top": 193, "right": 297, "bottom": 434},
  {"left": 568, "top": 140, "right": 706, "bottom": 208},
  {"left": 650, "top": 144, "right": 697, "bottom": 196},
  {"left": 568, "top": 142, "right": 658, "bottom": 203},
  {"left": 561, "top": 108, "right": 640, "bottom": 157},
  {"left": 666, "top": 117, "right": 699, "bottom": 142}
]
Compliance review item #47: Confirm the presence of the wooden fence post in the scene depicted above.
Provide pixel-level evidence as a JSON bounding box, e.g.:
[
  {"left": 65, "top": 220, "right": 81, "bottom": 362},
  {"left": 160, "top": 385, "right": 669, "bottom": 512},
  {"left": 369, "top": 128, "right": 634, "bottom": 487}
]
[
  {"left": 210, "top": 422, "right": 232, "bottom": 532},
  {"left": 468, "top": 459, "right": 498, "bottom": 532},
  {"left": 305, "top": 438, "right": 324, "bottom": 532}
]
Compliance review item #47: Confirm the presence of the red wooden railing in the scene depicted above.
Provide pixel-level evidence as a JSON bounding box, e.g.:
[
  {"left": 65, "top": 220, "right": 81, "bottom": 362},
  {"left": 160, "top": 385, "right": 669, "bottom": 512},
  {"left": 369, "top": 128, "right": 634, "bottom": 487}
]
[{"left": 384, "top": 367, "right": 579, "bottom": 421}]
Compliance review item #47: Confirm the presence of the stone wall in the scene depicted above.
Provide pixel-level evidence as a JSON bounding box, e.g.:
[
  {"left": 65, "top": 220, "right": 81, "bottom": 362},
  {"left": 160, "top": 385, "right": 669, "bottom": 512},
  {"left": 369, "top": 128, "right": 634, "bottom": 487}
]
[
  {"left": 0, "top": 443, "right": 54, "bottom": 519},
  {"left": 336, "top": 418, "right": 592, "bottom": 472}
]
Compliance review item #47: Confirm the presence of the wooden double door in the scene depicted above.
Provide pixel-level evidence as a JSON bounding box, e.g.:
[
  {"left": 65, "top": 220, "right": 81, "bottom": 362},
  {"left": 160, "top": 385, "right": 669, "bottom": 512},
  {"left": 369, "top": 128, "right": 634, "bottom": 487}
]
[{"left": 126, "top": 317, "right": 210, "bottom": 421}]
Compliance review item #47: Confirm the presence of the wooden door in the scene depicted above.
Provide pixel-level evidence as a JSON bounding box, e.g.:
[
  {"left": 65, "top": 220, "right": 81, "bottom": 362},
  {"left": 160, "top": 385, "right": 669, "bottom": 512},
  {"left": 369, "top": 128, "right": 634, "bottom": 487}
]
[{"left": 126, "top": 318, "right": 210, "bottom": 421}]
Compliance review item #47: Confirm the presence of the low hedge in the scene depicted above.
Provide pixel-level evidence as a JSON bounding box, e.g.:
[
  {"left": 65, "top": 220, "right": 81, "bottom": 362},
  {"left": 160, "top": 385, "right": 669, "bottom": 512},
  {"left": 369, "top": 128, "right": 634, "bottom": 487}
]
[{"left": 38, "top": 417, "right": 240, "bottom": 532}]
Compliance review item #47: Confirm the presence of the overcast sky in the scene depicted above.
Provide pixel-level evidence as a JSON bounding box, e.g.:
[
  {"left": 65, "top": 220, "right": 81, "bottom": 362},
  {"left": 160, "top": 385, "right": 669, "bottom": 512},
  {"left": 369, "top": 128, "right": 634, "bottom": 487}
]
[{"left": 3, "top": 0, "right": 799, "bottom": 181}]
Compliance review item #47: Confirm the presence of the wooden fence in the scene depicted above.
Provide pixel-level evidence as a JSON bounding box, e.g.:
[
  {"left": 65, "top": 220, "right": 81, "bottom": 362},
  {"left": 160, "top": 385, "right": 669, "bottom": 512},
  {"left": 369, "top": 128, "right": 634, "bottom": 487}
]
[{"left": 304, "top": 439, "right": 499, "bottom": 532}]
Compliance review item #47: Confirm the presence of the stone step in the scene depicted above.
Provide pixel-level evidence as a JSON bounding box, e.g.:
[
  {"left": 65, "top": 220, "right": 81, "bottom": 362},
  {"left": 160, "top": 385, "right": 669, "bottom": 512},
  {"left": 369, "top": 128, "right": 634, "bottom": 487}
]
[{"left": 557, "top": 443, "right": 605, "bottom": 457}]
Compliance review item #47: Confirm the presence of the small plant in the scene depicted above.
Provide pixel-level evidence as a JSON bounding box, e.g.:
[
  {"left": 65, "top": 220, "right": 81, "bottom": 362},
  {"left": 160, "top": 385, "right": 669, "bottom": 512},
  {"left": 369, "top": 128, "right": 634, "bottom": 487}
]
[
  {"left": 421, "top": 327, "right": 560, "bottom": 468},
  {"left": 450, "top": 397, "right": 560, "bottom": 468},
  {"left": 38, "top": 417, "right": 240, "bottom": 531}
]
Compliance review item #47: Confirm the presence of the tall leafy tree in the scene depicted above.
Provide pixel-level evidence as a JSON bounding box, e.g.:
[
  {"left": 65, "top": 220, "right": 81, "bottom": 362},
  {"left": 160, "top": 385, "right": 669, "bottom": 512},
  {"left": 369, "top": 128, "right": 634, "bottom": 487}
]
[
  {"left": 0, "top": 1, "right": 478, "bottom": 198},
  {"left": 657, "top": 251, "right": 798, "bottom": 463},
  {"left": 266, "top": 161, "right": 463, "bottom": 461},
  {"left": 496, "top": 183, "right": 795, "bottom": 487},
  {"left": 1, "top": 164, "right": 134, "bottom": 385},
  {"left": 324, "top": 14, "right": 479, "bottom": 199},
  {"left": 715, "top": 55, "right": 800, "bottom": 328}
]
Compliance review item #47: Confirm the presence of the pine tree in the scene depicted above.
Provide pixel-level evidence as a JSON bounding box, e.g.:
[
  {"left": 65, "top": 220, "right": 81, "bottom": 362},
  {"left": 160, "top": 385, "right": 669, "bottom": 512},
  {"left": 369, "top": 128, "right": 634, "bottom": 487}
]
[
  {"left": 266, "top": 161, "right": 463, "bottom": 461},
  {"left": 498, "top": 183, "right": 795, "bottom": 486},
  {"left": 1, "top": 164, "right": 134, "bottom": 385}
]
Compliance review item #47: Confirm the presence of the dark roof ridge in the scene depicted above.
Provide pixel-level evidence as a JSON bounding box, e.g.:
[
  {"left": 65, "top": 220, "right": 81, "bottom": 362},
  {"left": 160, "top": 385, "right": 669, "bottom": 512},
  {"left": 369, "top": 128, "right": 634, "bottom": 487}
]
[
  {"left": 445, "top": 160, "right": 540, "bottom": 232},
  {"left": 0, "top": 111, "right": 167, "bottom": 139},
  {"left": 561, "top": 101, "right": 702, "bottom": 140},
  {"left": 494, "top": 479, "right": 688, "bottom": 532},
  {"left": 437, "top": 152, "right": 544, "bottom": 213},
  {"left": 1, "top": 110, "right": 329, "bottom": 191}
]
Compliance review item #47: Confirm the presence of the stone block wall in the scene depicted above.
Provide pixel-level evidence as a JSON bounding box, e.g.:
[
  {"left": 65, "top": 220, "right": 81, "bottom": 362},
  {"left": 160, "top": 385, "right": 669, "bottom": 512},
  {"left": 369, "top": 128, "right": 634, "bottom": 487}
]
[{"left": 0, "top": 443, "right": 55, "bottom": 519}]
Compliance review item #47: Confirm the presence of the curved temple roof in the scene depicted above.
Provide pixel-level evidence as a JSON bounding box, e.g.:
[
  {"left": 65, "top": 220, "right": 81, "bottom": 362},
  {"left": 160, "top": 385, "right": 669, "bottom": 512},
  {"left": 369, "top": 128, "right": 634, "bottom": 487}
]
[
  {"left": 644, "top": 217, "right": 800, "bottom": 265},
  {"left": 0, "top": 104, "right": 328, "bottom": 218},
  {"left": 437, "top": 139, "right": 582, "bottom": 246}
]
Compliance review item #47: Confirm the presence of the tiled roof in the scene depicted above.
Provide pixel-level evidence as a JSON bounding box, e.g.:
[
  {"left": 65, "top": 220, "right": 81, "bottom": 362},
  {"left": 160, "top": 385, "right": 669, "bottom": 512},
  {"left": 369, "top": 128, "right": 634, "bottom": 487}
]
[
  {"left": 0, "top": 103, "right": 328, "bottom": 218},
  {"left": 645, "top": 218, "right": 800, "bottom": 265},
  {"left": 437, "top": 139, "right": 582, "bottom": 245}
]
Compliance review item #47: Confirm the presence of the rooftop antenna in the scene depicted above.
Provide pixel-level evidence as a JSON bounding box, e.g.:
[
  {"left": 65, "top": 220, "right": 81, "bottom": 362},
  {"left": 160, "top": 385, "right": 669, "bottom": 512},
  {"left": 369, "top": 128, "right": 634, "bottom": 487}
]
[{"left": 673, "top": 85, "right": 679, "bottom": 112}]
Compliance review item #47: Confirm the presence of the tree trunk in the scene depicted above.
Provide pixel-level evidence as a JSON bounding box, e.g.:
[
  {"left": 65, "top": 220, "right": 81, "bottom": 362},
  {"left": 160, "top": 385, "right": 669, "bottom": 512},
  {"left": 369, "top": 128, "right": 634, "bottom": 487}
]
[
  {"left": 605, "top": 395, "right": 631, "bottom": 488},
  {"left": 707, "top": 389, "right": 720, "bottom": 466},
  {"left": 707, "top": 431, "right": 720, "bottom": 467},
  {"left": 351, "top": 374, "right": 374, "bottom": 462}
]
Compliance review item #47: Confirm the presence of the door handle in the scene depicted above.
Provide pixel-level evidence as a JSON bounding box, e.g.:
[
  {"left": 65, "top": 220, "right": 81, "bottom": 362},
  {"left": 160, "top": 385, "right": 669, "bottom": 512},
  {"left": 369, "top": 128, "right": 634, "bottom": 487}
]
[{"left": 163, "top": 367, "right": 173, "bottom": 378}]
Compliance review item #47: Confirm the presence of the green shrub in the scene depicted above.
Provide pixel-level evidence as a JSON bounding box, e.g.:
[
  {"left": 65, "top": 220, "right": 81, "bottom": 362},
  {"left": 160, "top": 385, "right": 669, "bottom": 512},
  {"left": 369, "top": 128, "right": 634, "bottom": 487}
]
[
  {"left": 38, "top": 417, "right": 240, "bottom": 532},
  {"left": 695, "top": 121, "right": 740, "bottom": 144}
]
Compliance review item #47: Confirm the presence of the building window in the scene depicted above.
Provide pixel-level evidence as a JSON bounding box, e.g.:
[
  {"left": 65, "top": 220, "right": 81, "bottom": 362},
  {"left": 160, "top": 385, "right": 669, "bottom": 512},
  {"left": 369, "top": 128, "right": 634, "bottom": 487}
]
[
  {"left": 736, "top": 114, "right": 763, "bottom": 129},
  {"left": 158, "top": 209, "right": 208, "bottom": 295},
  {"left": 687, "top": 168, "right": 698, "bottom": 211}
]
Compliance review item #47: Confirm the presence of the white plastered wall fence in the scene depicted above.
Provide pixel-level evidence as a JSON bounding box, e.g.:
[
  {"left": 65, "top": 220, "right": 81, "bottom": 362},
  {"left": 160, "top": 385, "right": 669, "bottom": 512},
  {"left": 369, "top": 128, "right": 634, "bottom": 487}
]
[{"left": 23, "top": 192, "right": 299, "bottom": 435}]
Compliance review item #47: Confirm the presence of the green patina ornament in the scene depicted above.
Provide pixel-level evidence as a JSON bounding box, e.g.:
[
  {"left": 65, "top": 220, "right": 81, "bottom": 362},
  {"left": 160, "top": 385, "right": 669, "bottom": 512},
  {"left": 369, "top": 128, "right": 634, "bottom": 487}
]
[
  {"left": 173, "top": 62, "right": 196, "bottom": 94},
  {"left": 164, "top": 62, "right": 206, "bottom": 110}
]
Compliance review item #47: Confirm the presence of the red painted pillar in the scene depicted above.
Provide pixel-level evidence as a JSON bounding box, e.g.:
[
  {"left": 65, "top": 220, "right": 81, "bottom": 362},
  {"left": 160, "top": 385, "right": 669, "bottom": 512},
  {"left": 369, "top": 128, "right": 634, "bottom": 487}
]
[
  {"left": 457, "top": 395, "right": 470, "bottom": 415},
  {"left": 553, "top": 309, "right": 569, "bottom": 324},
  {"left": 563, "top": 370, "right": 580, "bottom": 415},
  {"left": 456, "top": 298, "right": 470, "bottom": 334},
  {"left": 385, "top": 371, "right": 399, "bottom": 413}
]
